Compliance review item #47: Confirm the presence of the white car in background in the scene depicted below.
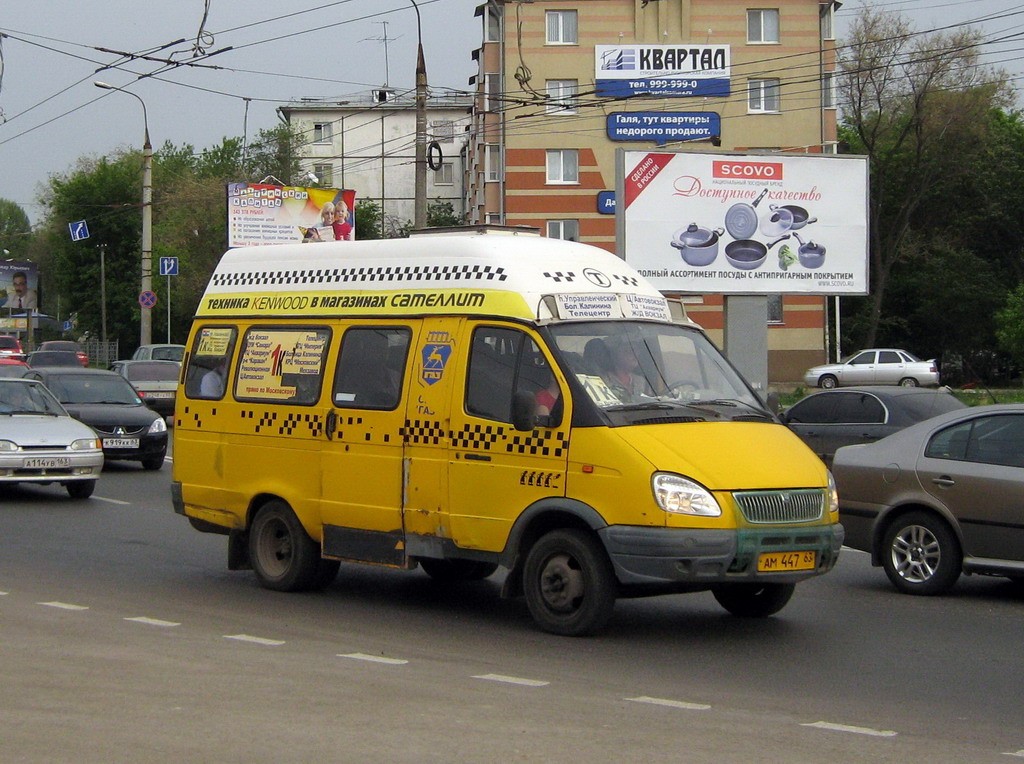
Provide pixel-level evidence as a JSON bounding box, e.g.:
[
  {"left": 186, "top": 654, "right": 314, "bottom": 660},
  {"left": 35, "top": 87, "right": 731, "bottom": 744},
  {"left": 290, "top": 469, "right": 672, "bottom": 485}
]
[{"left": 804, "top": 348, "right": 940, "bottom": 389}]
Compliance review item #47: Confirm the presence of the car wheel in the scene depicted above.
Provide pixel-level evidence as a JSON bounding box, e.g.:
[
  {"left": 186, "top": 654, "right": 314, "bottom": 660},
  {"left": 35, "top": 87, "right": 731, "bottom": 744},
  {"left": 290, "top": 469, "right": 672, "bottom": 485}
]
[
  {"left": 899, "top": 377, "right": 919, "bottom": 387},
  {"left": 819, "top": 374, "right": 838, "bottom": 389},
  {"left": 419, "top": 558, "right": 499, "bottom": 582},
  {"left": 523, "top": 529, "right": 616, "bottom": 636},
  {"left": 712, "top": 583, "right": 795, "bottom": 617},
  {"left": 881, "top": 511, "right": 961, "bottom": 595},
  {"left": 66, "top": 480, "right": 96, "bottom": 500},
  {"left": 141, "top": 455, "right": 164, "bottom": 471},
  {"left": 249, "top": 500, "right": 321, "bottom": 591}
]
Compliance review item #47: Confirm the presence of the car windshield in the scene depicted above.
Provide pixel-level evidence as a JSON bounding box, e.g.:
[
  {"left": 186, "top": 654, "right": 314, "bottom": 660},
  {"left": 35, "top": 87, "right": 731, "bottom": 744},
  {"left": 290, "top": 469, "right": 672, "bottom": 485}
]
[
  {"left": 151, "top": 346, "right": 184, "bottom": 362},
  {"left": 0, "top": 381, "right": 67, "bottom": 415},
  {"left": 547, "top": 321, "right": 766, "bottom": 418},
  {"left": 43, "top": 375, "right": 141, "bottom": 405}
]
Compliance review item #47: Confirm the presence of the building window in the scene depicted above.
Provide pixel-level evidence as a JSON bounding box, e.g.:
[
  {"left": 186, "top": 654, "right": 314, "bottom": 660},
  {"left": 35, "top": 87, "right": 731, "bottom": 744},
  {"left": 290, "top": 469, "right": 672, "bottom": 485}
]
[
  {"left": 485, "top": 6, "right": 501, "bottom": 42},
  {"left": 434, "top": 162, "right": 454, "bottom": 186},
  {"left": 820, "top": 3, "right": 835, "bottom": 40},
  {"left": 822, "top": 72, "right": 836, "bottom": 109},
  {"left": 312, "top": 122, "right": 332, "bottom": 143},
  {"left": 748, "top": 78, "right": 781, "bottom": 113},
  {"left": 545, "top": 80, "right": 578, "bottom": 114},
  {"left": 486, "top": 144, "right": 503, "bottom": 182},
  {"left": 312, "top": 163, "right": 333, "bottom": 187},
  {"left": 546, "top": 149, "right": 579, "bottom": 184},
  {"left": 484, "top": 73, "right": 501, "bottom": 112},
  {"left": 547, "top": 220, "right": 579, "bottom": 242},
  {"left": 546, "top": 10, "right": 578, "bottom": 45},
  {"left": 747, "top": 9, "right": 780, "bottom": 44},
  {"left": 431, "top": 120, "right": 455, "bottom": 144},
  {"left": 486, "top": 213, "right": 502, "bottom": 225},
  {"left": 767, "top": 294, "right": 783, "bottom": 324}
]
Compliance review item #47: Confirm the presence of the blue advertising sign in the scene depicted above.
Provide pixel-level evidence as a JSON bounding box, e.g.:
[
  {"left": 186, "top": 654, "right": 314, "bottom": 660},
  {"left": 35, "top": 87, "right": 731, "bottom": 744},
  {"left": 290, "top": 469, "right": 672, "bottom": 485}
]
[
  {"left": 595, "top": 44, "right": 731, "bottom": 98},
  {"left": 597, "top": 191, "right": 616, "bottom": 215},
  {"left": 607, "top": 112, "right": 721, "bottom": 146}
]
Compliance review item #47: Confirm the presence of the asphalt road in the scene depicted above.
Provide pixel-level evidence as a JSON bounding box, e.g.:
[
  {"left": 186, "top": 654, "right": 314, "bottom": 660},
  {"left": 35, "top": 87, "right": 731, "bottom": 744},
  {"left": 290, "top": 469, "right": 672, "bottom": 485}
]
[{"left": 2, "top": 444, "right": 1022, "bottom": 763}]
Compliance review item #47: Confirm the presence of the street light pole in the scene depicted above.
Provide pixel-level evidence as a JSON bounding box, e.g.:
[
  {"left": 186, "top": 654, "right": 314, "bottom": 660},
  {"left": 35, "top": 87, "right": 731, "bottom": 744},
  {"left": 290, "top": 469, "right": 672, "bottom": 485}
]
[
  {"left": 94, "top": 81, "right": 153, "bottom": 346},
  {"left": 410, "top": 0, "right": 427, "bottom": 229}
]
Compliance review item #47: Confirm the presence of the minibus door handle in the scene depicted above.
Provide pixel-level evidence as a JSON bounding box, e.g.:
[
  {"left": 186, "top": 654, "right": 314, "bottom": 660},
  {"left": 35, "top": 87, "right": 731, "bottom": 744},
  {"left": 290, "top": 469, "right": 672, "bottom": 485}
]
[{"left": 325, "top": 409, "right": 337, "bottom": 440}]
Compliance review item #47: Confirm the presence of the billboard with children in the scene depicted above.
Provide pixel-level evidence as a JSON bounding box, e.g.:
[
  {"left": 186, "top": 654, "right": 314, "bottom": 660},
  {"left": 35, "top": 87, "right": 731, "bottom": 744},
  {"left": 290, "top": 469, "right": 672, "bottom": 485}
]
[{"left": 226, "top": 183, "right": 356, "bottom": 247}]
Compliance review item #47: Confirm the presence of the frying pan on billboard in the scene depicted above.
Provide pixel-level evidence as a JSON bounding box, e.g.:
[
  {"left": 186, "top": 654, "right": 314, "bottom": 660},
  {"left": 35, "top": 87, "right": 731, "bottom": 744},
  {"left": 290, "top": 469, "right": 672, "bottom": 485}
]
[{"left": 618, "top": 151, "right": 869, "bottom": 295}]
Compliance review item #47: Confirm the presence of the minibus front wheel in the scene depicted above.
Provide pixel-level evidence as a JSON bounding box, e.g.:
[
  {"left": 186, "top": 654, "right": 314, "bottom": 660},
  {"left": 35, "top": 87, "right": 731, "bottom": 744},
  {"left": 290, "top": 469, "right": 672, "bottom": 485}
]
[
  {"left": 711, "top": 582, "right": 795, "bottom": 617},
  {"left": 249, "top": 500, "right": 325, "bottom": 592},
  {"left": 523, "top": 529, "right": 616, "bottom": 636}
]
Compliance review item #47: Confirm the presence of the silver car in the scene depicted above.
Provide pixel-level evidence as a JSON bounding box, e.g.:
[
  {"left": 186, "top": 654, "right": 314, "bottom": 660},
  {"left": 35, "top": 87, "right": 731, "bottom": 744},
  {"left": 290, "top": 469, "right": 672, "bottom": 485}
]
[
  {"left": 833, "top": 404, "right": 1024, "bottom": 595},
  {"left": 0, "top": 378, "right": 104, "bottom": 499},
  {"left": 803, "top": 348, "right": 939, "bottom": 389}
]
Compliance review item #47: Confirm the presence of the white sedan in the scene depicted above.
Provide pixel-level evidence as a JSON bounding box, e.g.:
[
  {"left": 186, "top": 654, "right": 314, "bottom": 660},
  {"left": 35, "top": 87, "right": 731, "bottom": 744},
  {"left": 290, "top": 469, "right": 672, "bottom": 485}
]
[{"left": 804, "top": 348, "right": 939, "bottom": 389}]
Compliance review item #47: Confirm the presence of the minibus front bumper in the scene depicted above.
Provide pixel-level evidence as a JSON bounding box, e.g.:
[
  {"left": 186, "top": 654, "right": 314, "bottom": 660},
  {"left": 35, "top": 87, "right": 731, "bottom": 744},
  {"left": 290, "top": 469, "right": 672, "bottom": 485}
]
[{"left": 598, "top": 524, "right": 844, "bottom": 585}]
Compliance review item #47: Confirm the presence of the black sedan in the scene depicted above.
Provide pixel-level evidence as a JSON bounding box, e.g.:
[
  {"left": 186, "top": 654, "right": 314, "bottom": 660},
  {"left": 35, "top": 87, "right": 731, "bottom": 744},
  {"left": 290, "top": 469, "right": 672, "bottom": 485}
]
[
  {"left": 22, "top": 368, "right": 168, "bottom": 470},
  {"left": 780, "top": 386, "right": 966, "bottom": 467}
]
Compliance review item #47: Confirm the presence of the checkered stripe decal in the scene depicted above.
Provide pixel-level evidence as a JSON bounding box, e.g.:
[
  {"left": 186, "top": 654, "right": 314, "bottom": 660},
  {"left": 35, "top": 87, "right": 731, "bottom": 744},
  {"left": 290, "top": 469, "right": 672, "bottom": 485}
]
[
  {"left": 612, "top": 274, "right": 640, "bottom": 287},
  {"left": 450, "top": 423, "right": 504, "bottom": 450},
  {"left": 212, "top": 264, "right": 508, "bottom": 287},
  {"left": 507, "top": 429, "right": 569, "bottom": 457},
  {"left": 543, "top": 271, "right": 575, "bottom": 283},
  {"left": 402, "top": 419, "right": 446, "bottom": 445},
  {"left": 239, "top": 409, "right": 323, "bottom": 436}
]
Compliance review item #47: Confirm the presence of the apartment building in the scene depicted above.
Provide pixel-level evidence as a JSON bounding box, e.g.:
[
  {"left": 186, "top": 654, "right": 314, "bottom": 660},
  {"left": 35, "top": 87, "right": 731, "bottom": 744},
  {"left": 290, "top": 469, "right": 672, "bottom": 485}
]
[
  {"left": 466, "top": 0, "right": 842, "bottom": 382},
  {"left": 279, "top": 91, "right": 474, "bottom": 235}
]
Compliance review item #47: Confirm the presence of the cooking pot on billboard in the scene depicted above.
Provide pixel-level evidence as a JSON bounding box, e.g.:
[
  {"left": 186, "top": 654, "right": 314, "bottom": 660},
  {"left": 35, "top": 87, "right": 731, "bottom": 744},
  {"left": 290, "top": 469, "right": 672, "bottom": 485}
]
[
  {"left": 670, "top": 223, "right": 724, "bottom": 266},
  {"left": 793, "top": 232, "right": 826, "bottom": 268},
  {"left": 724, "top": 188, "right": 769, "bottom": 239}
]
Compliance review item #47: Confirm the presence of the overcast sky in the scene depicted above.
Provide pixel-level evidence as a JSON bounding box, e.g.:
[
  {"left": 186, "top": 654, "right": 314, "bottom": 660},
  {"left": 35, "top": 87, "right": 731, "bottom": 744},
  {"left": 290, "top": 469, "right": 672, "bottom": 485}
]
[{"left": 0, "top": 0, "right": 1020, "bottom": 227}]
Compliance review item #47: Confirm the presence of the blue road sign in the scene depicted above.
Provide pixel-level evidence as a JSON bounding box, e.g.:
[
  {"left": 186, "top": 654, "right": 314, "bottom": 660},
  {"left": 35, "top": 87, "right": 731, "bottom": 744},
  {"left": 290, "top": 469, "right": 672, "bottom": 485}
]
[
  {"left": 159, "top": 256, "right": 179, "bottom": 276},
  {"left": 69, "top": 220, "right": 90, "bottom": 241},
  {"left": 139, "top": 290, "right": 158, "bottom": 309}
]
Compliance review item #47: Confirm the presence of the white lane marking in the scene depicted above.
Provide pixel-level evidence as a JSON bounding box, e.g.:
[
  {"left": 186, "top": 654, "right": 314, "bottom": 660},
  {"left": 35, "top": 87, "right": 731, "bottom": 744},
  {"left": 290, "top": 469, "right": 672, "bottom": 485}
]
[
  {"left": 92, "top": 496, "right": 131, "bottom": 505},
  {"left": 224, "top": 634, "right": 285, "bottom": 646},
  {"left": 802, "top": 721, "right": 897, "bottom": 738},
  {"left": 125, "top": 616, "right": 180, "bottom": 627},
  {"left": 1002, "top": 750, "right": 1024, "bottom": 758},
  {"left": 0, "top": 591, "right": 7, "bottom": 596},
  {"left": 472, "top": 674, "right": 549, "bottom": 687},
  {"left": 38, "top": 601, "right": 89, "bottom": 610},
  {"left": 338, "top": 652, "right": 408, "bottom": 665},
  {"left": 627, "top": 696, "right": 711, "bottom": 711}
]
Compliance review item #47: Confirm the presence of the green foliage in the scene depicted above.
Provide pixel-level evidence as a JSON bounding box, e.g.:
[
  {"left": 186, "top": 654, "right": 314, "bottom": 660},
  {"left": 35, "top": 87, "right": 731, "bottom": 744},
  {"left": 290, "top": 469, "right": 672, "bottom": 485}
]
[
  {"left": 996, "top": 283, "right": 1024, "bottom": 369},
  {"left": 0, "top": 199, "right": 32, "bottom": 254}
]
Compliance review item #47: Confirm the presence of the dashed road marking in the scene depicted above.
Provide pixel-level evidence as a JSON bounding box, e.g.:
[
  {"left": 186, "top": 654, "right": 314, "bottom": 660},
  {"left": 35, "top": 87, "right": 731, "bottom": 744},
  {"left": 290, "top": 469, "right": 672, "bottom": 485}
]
[
  {"left": 125, "top": 616, "right": 180, "bottom": 627},
  {"left": 472, "top": 673, "right": 549, "bottom": 687},
  {"left": 338, "top": 652, "right": 408, "bottom": 665},
  {"left": 224, "top": 634, "right": 285, "bottom": 646},
  {"left": 92, "top": 496, "right": 131, "bottom": 505},
  {"left": 38, "top": 601, "right": 89, "bottom": 610},
  {"left": 802, "top": 721, "right": 897, "bottom": 737},
  {"left": 627, "top": 696, "right": 711, "bottom": 710},
  {"left": 1002, "top": 750, "right": 1024, "bottom": 758}
]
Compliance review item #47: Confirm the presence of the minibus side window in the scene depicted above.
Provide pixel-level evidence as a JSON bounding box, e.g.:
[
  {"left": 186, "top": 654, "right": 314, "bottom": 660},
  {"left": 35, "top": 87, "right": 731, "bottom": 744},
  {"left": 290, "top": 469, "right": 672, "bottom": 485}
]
[
  {"left": 184, "top": 326, "right": 237, "bottom": 401},
  {"left": 466, "top": 327, "right": 560, "bottom": 426},
  {"left": 233, "top": 326, "right": 332, "bottom": 405},
  {"left": 333, "top": 327, "right": 410, "bottom": 410}
]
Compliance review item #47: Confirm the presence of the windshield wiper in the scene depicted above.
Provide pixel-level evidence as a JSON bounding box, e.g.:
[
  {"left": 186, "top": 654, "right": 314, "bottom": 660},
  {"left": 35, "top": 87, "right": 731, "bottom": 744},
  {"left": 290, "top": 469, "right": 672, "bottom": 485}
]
[
  {"left": 684, "top": 398, "right": 773, "bottom": 419},
  {"left": 604, "top": 402, "right": 676, "bottom": 413}
]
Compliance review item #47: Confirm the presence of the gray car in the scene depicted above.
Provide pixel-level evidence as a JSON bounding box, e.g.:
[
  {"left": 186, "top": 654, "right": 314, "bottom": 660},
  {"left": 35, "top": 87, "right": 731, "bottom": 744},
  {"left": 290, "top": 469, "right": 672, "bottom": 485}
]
[
  {"left": 0, "top": 378, "right": 104, "bottom": 498},
  {"left": 803, "top": 348, "right": 940, "bottom": 389},
  {"left": 833, "top": 404, "right": 1024, "bottom": 595},
  {"left": 780, "top": 386, "right": 966, "bottom": 467}
]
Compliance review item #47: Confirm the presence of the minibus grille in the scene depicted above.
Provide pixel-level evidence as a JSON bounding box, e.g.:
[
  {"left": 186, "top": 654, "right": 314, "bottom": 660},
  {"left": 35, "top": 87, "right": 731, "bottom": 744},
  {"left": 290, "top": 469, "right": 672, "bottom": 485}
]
[{"left": 732, "top": 489, "right": 824, "bottom": 524}]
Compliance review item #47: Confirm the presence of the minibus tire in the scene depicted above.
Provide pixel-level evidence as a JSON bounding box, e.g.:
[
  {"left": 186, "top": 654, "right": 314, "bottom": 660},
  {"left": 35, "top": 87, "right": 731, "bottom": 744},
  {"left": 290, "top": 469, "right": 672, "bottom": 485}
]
[
  {"left": 712, "top": 582, "right": 795, "bottom": 617},
  {"left": 249, "top": 500, "right": 320, "bottom": 591},
  {"left": 419, "top": 559, "right": 498, "bottom": 582},
  {"left": 523, "top": 529, "right": 616, "bottom": 636}
]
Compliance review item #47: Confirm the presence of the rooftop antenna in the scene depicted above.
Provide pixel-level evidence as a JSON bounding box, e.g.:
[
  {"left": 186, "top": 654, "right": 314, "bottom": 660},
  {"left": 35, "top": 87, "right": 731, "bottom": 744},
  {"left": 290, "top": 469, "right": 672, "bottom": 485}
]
[{"left": 361, "top": 21, "right": 403, "bottom": 86}]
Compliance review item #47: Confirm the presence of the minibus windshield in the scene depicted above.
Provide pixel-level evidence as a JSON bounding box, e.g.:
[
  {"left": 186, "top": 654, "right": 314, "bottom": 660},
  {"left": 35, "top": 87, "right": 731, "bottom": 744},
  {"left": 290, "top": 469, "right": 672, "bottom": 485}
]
[{"left": 547, "top": 321, "right": 767, "bottom": 416}]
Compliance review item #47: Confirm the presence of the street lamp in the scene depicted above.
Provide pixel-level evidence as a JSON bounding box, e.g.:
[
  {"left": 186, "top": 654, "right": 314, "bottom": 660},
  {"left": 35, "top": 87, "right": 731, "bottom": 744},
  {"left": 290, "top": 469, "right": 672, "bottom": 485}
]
[
  {"left": 94, "top": 80, "right": 153, "bottom": 346},
  {"left": 410, "top": 0, "right": 427, "bottom": 229}
]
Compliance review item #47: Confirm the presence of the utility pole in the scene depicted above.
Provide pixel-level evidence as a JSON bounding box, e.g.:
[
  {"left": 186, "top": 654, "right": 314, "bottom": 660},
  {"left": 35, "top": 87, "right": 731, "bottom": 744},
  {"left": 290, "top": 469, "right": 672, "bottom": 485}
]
[{"left": 411, "top": 0, "right": 428, "bottom": 229}]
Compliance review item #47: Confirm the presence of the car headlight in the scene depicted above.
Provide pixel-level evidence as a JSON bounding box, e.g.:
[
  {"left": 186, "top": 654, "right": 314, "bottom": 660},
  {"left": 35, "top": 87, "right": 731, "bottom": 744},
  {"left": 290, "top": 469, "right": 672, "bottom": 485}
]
[
  {"left": 0, "top": 440, "right": 18, "bottom": 452},
  {"left": 148, "top": 417, "right": 168, "bottom": 434},
  {"left": 651, "top": 472, "right": 721, "bottom": 516},
  {"left": 826, "top": 470, "right": 839, "bottom": 516},
  {"left": 70, "top": 438, "right": 101, "bottom": 451}
]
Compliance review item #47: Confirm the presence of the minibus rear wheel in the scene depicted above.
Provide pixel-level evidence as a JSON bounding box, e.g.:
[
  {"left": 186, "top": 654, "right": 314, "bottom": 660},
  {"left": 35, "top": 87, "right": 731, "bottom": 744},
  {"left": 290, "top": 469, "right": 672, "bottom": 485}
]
[
  {"left": 249, "top": 500, "right": 320, "bottom": 591},
  {"left": 523, "top": 529, "right": 616, "bottom": 636}
]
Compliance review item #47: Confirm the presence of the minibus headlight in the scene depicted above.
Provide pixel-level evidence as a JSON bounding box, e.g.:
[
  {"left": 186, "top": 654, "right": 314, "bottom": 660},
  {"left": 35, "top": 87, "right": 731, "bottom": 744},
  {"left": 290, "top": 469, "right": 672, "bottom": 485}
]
[
  {"left": 148, "top": 417, "right": 168, "bottom": 434},
  {"left": 651, "top": 473, "right": 721, "bottom": 517},
  {"left": 826, "top": 471, "right": 839, "bottom": 516}
]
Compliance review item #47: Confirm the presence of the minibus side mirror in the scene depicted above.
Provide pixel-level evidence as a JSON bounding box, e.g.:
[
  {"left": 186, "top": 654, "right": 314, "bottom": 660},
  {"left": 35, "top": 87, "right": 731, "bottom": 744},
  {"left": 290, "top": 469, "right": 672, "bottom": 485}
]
[{"left": 512, "top": 391, "right": 537, "bottom": 432}]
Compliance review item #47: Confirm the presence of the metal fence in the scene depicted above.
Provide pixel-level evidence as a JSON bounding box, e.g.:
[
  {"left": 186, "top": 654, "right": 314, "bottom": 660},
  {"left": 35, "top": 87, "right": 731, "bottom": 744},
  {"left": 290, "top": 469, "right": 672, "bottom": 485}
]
[{"left": 82, "top": 339, "right": 119, "bottom": 367}]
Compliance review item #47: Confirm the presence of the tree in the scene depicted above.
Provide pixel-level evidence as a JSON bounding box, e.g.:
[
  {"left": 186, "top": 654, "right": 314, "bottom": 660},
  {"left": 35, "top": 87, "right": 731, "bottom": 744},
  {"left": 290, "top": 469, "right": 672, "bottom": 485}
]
[
  {"left": 996, "top": 284, "right": 1024, "bottom": 378},
  {"left": 837, "top": 7, "right": 1014, "bottom": 348},
  {"left": 0, "top": 199, "right": 32, "bottom": 255}
]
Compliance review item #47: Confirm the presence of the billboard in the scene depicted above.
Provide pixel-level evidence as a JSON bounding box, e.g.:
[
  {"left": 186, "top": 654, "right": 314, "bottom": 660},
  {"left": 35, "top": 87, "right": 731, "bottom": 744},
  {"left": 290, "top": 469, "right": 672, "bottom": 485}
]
[
  {"left": 0, "top": 261, "right": 40, "bottom": 311},
  {"left": 595, "top": 45, "right": 730, "bottom": 98},
  {"left": 227, "top": 184, "right": 356, "bottom": 247},
  {"left": 619, "top": 151, "right": 869, "bottom": 295}
]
